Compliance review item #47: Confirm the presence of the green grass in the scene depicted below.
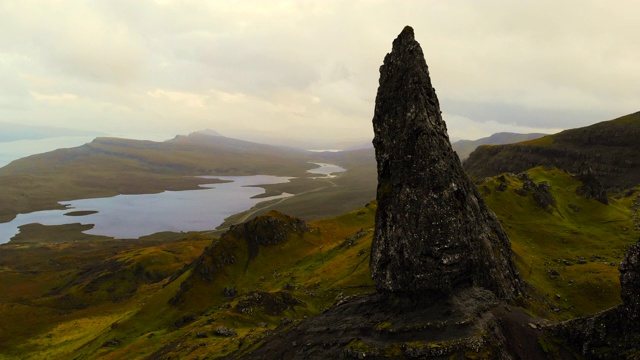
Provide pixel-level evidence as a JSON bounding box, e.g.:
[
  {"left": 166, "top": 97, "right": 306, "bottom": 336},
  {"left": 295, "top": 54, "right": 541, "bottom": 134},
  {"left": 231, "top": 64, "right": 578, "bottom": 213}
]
[
  {"left": 481, "top": 167, "right": 637, "bottom": 319},
  {"left": 0, "top": 166, "right": 637, "bottom": 358},
  {"left": 519, "top": 135, "right": 555, "bottom": 147},
  {"left": 0, "top": 204, "right": 376, "bottom": 359}
]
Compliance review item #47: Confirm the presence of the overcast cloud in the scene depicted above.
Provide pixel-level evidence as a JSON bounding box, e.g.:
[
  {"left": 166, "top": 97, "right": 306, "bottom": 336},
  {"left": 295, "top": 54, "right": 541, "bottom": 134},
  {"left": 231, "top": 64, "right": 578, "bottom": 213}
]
[{"left": 0, "top": 1, "right": 638, "bottom": 147}]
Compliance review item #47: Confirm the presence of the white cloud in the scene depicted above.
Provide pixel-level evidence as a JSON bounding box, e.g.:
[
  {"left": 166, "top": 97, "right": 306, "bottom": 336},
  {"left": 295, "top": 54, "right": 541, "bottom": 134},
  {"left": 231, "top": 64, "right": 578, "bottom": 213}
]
[
  {"left": 30, "top": 92, "right": 78, "bottom": 102},
  {"left": 0, "top": 1, "right": 638, "bottom": 147},
  {"left": 147, "top": 89, "right": 207, "bottom": 108}
]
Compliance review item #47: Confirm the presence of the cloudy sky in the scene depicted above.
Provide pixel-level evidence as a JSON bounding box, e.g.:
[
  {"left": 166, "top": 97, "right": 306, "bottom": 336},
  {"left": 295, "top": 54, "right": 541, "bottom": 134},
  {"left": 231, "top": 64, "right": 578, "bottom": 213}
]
[{"left": 1, "top": 1, "right": 638, "bottom": 148}]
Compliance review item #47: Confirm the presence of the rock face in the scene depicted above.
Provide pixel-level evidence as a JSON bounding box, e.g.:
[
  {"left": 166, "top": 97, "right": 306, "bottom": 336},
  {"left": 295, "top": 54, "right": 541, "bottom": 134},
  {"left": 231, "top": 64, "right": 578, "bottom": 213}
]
[
  {"left": 227, "top": 210, "right": 311, "bottom": 265},
  {"left": 619, "top": 240, "right": 640, "bottom": 320},
  {"left": 168, "top": 211, "right": 311, "bottom": 305},
  {"left": 575, "top": 166, "right": 609, "bottom": 204},
  {"left": 552, "top": 240, "right": 640, "bottom": 358},
  {"left": 370, "top": 26, "right": 522, "bottom": 300}
]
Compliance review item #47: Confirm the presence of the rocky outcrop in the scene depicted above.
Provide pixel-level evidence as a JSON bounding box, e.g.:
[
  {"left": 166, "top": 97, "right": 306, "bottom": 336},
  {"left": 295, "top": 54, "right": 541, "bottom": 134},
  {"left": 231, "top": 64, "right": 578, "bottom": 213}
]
[
  {"left": 370, "top": 26, "right": 522, "bottom": 300},
  {"left": 619, "top": 241, "right": 640, "bottom": 320},
  {"left": 168, "top": 211, "right": 310, "bottom": 305},
  {"left": 553, "top": 240, "right": 640, "bottom": 358},
  {"left": 227, "top": 210, "right": 311, "bottom": 266},
  {"left": 227, "top": 288, "right": 549, "bottom": 360},
  {"left": 225, "top": 26, "right": 537, "bottom": 360},
  {"left": 515, "top": 173, "right": 557, "bottom": 212},
  {"left": 234, "top": 290, "right": 305, "bottom": 316},
  {"left": 574, "top": 166, "right": 609, "bottom": 204},
  {"left": 464, "top": 111, "right": 640, "bottom": 190}
]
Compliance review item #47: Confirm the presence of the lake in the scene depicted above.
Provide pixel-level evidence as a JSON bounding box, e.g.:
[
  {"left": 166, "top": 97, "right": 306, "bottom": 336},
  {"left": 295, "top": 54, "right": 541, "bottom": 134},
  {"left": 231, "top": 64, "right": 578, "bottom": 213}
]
[
  {"left": 307, "top": 162, "right": 345, "bottom": 177},
  {"left": 0, "top": 163, "right": 346, "bottom": 244}
]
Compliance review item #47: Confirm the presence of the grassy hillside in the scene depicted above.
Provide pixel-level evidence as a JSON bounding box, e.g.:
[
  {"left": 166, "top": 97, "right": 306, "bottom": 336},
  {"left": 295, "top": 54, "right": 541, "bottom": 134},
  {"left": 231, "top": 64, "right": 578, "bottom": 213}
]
[
  {"left": 0, "top": 167, "right": 637, "bottom": 358},
  {"left": 464, "top": 111, "right": 640, "bottom": 189},
  {"left": 479, "top": 167, "right": 638, "bottom": 319},
  {"left": 0, "top": 207, "right": 376, "bottom": 359}
]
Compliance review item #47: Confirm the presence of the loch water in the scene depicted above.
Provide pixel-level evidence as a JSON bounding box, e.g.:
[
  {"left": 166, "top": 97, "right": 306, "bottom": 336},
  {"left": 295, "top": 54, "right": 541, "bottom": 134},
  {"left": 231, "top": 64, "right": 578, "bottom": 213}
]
[{"left": 0, "top": 163, "right": 346, "bottom": 244}]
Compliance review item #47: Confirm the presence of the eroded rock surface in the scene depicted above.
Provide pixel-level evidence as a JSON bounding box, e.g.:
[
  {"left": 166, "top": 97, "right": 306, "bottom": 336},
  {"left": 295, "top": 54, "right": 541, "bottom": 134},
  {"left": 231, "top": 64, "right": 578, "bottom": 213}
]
[
  {"left": 575, "top": 166, "right": 609, "bottom": 205},
  {"left": 620, "top": 241, "right": 640, "bottom": 319},
  {"left": 553, "top": 240, "right": 640, "bottom": 358},
  {"left": 370, "top": 26, "right": 522, "bottom": 300}
]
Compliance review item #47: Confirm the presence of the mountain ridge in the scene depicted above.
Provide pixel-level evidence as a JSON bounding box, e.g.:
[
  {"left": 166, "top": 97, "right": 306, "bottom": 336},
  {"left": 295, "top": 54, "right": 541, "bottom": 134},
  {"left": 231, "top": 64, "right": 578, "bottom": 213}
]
[
  {"left": 464, "top": 111, "right": 640, "bottom": 189},
  {"left": 0, "top": 134, "right": 314, "bottom": 223},
  {"left": 452, "top": 131, "right": 547, "bottom": 160}
]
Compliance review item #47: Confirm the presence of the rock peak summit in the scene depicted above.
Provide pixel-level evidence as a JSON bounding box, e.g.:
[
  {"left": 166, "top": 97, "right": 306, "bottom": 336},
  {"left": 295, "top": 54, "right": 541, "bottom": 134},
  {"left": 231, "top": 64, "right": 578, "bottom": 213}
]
[{"left": 370, "top": 26, "right": 522, "bottom": 300}]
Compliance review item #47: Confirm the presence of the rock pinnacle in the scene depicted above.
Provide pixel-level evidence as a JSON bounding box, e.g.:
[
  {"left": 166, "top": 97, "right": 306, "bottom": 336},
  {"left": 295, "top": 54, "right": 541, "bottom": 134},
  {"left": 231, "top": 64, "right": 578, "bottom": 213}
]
[{"left": 370, "top": 26, "right": 522, "bottom": 300}]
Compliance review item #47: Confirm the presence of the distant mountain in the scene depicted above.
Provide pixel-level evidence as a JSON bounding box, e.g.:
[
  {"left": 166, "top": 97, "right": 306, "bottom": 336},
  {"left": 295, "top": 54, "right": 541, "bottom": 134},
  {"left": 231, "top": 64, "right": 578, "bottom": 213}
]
[
  {"left": 0, "top": 122, "right": 103, "bottom": 142},
  {"left": 452, "top": 132, "right": 547, "bottom": 161},
  {"left": 195, "top": 129, "right": 223, "bottom": 137},
  {"left": 464, "top": 111, "right": 640, "bottom": 189},
  {"left": 170, "top": 131, "right": 308, "bottom": 153},
  {"left": 343, "top": 141, "right": 373, "bottom": 151}
]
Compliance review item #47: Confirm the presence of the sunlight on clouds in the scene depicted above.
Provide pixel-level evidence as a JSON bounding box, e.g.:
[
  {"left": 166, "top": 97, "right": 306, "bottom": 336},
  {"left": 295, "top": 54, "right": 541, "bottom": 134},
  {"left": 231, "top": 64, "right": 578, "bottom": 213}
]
[
  {"left": 210, "top": 90, "right": 246, "bottom": 103},
  {"left": 1, "top": 1, "right": 638, "bottom": 146}
]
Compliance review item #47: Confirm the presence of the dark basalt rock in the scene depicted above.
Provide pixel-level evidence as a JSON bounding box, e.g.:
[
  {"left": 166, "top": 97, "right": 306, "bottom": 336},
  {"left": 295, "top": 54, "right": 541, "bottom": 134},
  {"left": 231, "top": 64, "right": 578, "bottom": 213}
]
[
  {"left": 227, "top": 210, "right": 311, "bottom": 266},
  {"left": 552, "top": 240, "right": 640, "bottom": 358},
  {"left": 574, "top": 166, "right": 609, "bottom": 205},
  {"left": 225, "top": 26, "right": 541, "bottom": 360},
  {"left": 168, "top": 211, "right": 310, "bottom": 305},
  {"left": 234, "top": 290, "right": 305, "bottom": 316},
  {"left": 517, "top": 178, "right": 557, "bottom": 212},
  {"left": 619, "top": 241, "right": 640, "bottom": 320},
  {"left": 370, "top": 26, "right": 522, "bottom": 300}
]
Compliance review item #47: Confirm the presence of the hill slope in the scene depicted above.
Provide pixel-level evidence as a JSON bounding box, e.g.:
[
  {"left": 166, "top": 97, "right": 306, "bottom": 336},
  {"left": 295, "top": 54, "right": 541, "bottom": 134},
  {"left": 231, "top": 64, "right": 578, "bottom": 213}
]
[
  {"left": 1, "top": 167, "right": 635, "bottom": 358},
  {"left": 0, "top": 133, "right": 314, "bottom": 223},
  {"left": 464, "top": 111, "right": 640, "bottom": 189}
]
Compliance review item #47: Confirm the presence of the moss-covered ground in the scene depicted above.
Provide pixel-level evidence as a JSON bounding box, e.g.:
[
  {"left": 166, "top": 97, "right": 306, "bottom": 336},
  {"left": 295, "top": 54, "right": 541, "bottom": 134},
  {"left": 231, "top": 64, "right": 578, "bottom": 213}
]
[{"left": 480, "top": 167, "right": 637, "bottom": 319}]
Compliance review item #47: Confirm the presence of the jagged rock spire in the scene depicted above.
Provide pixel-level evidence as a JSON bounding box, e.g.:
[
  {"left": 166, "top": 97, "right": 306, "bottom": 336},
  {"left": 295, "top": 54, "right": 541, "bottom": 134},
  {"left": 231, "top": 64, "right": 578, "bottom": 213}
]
[{"left": 370, "top": 26, "right": 522, "bottom": 300}]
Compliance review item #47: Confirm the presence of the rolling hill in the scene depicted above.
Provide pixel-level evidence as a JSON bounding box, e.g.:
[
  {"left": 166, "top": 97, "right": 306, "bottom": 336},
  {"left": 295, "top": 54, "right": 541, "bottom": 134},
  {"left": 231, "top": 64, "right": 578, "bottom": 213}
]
[
  {"left": 0, "top": 167, "right": 637, "bottom": 358},
  {"left": 0, "top": 133, "right": 315, "bottom": 223},
  {"left": 464, "top": 111, "right": 640, "bottom": 189}
]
